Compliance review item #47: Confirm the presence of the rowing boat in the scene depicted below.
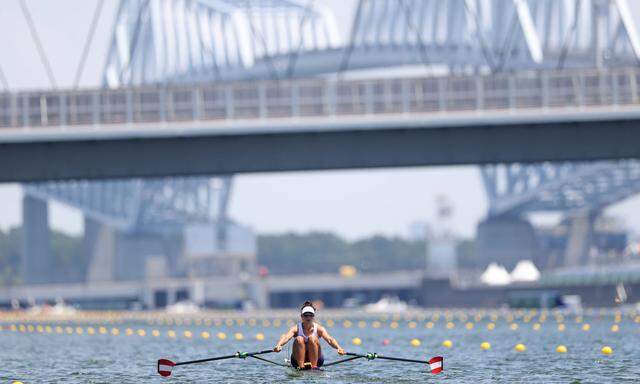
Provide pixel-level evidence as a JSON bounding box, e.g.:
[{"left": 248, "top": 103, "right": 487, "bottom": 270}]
[{"left": 157, "top": 349, "right": 443, "bottom": 378}]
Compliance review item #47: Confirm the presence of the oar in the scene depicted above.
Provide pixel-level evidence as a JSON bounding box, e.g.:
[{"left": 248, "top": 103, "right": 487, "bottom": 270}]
[
  {"left": 345, "top": 352, "right": 444, "bottom": 374},
  {"left": 323, "top": 355, "right": 363, "bottom": 367},
  {"left": 157, "top": 350, "right": 274, "bottom": 377}
]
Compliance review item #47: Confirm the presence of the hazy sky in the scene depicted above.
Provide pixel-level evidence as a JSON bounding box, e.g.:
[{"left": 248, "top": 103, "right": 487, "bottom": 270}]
[{"left": 1, "top": 0, "right": 640, "bottom": 240}]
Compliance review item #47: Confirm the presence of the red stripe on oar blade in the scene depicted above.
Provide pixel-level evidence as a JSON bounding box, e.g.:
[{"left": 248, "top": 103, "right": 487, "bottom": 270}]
[
  {"left": 158, "top": 359, "right": 176, "bottom": 377},
  {"left": 428, "top": 356, "right": 443, "bottom": 374}
]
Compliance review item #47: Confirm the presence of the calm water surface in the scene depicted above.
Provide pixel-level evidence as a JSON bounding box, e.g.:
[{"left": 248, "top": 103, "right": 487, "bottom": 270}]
[{"left": 1, "top": 311, "right": 639, "bottom": 383}]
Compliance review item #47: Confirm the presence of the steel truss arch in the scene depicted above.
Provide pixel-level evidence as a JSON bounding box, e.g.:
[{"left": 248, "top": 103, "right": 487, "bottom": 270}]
[{"left": 483, "top": 161, "right": 640, "bottom": 217}]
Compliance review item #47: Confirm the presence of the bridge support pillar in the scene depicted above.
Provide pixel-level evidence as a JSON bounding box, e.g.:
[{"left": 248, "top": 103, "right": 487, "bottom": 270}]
[
  {"left": 21, "top": 195, "right": 51, "bottom": 284},
  {"left": 476, "top": 217, "right": 540, "bottom": 271},
  {"left": 563, "top": 211, "right": 597, "bottom": 267},
  {"left": 84, "top": 218, "right": 116, "bottom": 282},
  {"left": 112, "top": 231, "right": 184, "bottom": 281}
]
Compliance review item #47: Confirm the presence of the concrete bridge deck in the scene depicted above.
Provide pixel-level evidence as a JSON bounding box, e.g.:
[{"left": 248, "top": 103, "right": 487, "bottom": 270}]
[{"left": 2, "top": 67, "right": 640, "bottom": 182}]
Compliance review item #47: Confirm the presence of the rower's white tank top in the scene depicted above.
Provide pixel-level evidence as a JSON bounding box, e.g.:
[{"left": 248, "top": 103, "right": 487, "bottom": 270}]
[{"left": 297, "top": 322, "right": 317, "bottom": 341}]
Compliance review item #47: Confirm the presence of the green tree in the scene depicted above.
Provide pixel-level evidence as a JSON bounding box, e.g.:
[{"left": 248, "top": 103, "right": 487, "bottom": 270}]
[
  {"left": 257, "top": 232, "right": 426, "bottom": 275},
  {"left": 0, "top": 227, "right": 84, "bottom": 286}
]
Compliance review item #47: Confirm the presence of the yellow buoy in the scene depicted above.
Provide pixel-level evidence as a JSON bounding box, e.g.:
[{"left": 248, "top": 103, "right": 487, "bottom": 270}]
[
  {"left": 514, "top": 343, "right": 526, "bottom": 352},
  {"left": 152, "top": 329, "right": 160, "bottom": 337},
  {"left": 344, "top": 320, "right": 353, "bottom": 328},
  {"left": 408, "top": 321, "right": 417, "bottom": 329},
  {"left": 410, "top": 338, "right": 421, "bottom": 347},
  {"left": 234, "top": 332, "right": 244, "bottom": 340},
  {"left": 137, "top": 329, "right": 146, "bottom": 337},
  {"left": 446, "top": 322, "right": 455, "bottom": 329},
  {"left": 556, "top": 345, "right": 567, "bottom": 353},
  {"left": 601, "top": 346, "right": 613, "bottom": 355},
  {"left": 111, "top": 328, "right": 120, "bottom": 336},
  {"left": 12, "top": 381, "right": 24, "bottom": 384},
  {"left": 217, "top": 332, "right": 227, "bottom": 340},
  {"left": 581, "top": 324, "right": 590, "bottom": 332},
  {"left": 255, "top": 332, "right": 265, "bottom": 341},
  {"left": 339, "top": 265, "right": 358, "bottom": 278},
  {"left": 611, "top": 324, "right": 619, "bottom": 332},
  {"left": 183, "top": 330, "right": 193, "bottom": 338},
  {"left": 480, "top": 342, "right": 491, "bottom": 350},
  {"left": 510, "top": 323, "right": 519, "bottom": 331},
  {"left": 557, "top": 324, "right": 566, "bottom": 332},
  {"left": 352, "top": 337, "right": 362, "bottom": 346},
  {"left": 372, "top": 321, "right": 381, "bottom": 328},
  {"left": 167, "top": 330, "right": 176, "bottom": 338},
  {"left": 532, "top": 323, "right": 541, "bottom": 331},
  {"left": 442, "top": 340, "right": 453, "bottom": 348},
  {"left": 359, "top": 321, "right": 368, "bottom": 328},
  {"left": 465, "top": 322, "right": 474, "bottom": 330},
  {"left": 426, "top": 321, "right": 434, "bottom": 329},
  {"left": 390, "top": 321, "right": 398, "bottom": 329},
  {"left": 201, "top": 331, "right": 210, "bottom": 339},
  {"left": 487, "top": 322, "right": 495, "bottom": 331}
]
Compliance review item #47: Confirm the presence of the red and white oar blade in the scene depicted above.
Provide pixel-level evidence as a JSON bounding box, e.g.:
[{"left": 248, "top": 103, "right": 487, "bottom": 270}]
[
  {"left": 158, "top": 359, "right": 176, "bottom": 377},
  {"left": 428, "top": 356, "right": 443, "bottom": 374}
]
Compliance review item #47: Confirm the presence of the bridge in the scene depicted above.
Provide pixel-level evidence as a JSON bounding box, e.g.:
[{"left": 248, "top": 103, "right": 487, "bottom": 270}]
[
  {"left": 2, "top": 0, "right": 640, "bottom": 305},
  {"left": 3, "top": 67, "right": 640, "bottom": 181}
]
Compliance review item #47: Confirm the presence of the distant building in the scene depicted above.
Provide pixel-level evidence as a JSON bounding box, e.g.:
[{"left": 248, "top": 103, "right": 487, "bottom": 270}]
[{"left": 425, "top": 196, "right": 458, "bottom": 277}]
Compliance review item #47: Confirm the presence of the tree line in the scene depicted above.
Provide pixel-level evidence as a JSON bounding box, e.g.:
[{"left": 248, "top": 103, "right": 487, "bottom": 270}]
[{"left": 0, "top": 227, "right": 477, "bottom": 285}]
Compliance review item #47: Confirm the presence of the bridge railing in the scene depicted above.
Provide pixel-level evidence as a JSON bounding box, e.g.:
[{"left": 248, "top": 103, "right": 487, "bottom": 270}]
[{"left": 1, "top": 68, "right": 639, "bottom": 130}]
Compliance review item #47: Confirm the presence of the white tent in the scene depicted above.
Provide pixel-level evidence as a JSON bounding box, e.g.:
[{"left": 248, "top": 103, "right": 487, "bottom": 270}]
[
  {"left": 510, "top": 260, "right": 541, "bottom": 282},
  {"left": 480, "top": 263, "right": 511, "bottom": 286}
]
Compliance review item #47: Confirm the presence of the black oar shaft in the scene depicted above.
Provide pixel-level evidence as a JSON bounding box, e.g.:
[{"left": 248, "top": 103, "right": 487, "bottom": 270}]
[
  {"left": 175, "top": 350, "right": 273, "bottom": 366},
  {"left": 175, "top": 354, "right": 237, "bottom": 366},
  {"left": 376, "top": 356, "right": 426, "bottom": 364},
  {"left": 346, "top": 352, "right": 426, "bottom": 365}
]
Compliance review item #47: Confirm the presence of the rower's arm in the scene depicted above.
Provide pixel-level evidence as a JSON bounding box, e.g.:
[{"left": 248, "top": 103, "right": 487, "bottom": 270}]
[
  {"left": 318, "top": 325, "right": 345, "bottom": 354},
  {"left": 274, "top": 326, "right": 296, "bottom": 351}
]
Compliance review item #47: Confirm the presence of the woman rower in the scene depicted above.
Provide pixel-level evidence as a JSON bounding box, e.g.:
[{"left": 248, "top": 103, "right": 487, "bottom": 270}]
[{"left": 273, "top": 300, "right": 346, "bottom": 370}]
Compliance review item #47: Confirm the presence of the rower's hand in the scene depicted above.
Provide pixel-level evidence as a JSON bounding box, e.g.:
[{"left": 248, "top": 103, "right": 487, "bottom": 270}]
[
  {"left": 337, "top": 348, "right": 346, "bottom": 355},
  {"left": 273, "top": 345, "right": 282, "bottom": 353}
]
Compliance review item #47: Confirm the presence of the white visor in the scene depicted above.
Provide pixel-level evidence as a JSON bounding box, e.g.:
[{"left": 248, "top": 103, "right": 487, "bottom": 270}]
[{"left": 301, "top": 306, "right": 315, "bottom": 315}]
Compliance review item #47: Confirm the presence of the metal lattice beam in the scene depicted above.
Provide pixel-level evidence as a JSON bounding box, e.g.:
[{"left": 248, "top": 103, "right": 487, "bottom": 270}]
[
  {"left": 483, "top": 161, "right": 640, "bottom": 217},
  {"left": 24, "top": 176, "right": 232, "bottom": 233},
  {"left": 338, "top": 0, "right": 640, "bottom": 72},
  {"left": 103, "top": 0, "right": 341, "bottom": 87}
]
